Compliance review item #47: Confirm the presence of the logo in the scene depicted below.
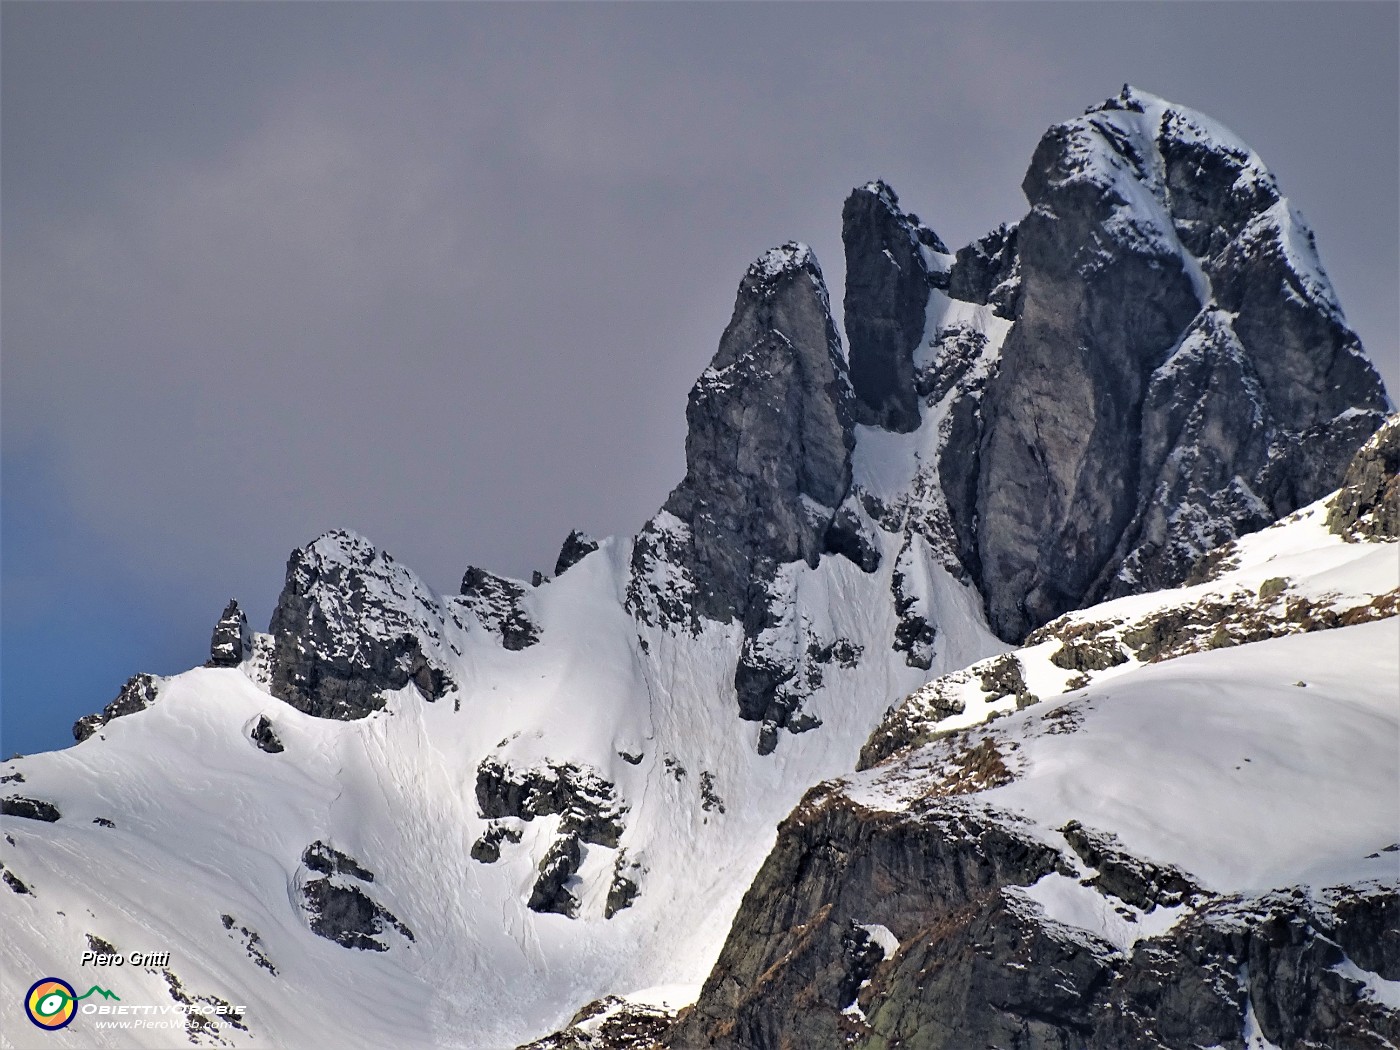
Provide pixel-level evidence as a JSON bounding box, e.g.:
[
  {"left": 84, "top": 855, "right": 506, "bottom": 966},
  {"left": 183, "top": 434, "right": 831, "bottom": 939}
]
[{"left": 24, "top": 978, "right": 119, "bottom": 1031}]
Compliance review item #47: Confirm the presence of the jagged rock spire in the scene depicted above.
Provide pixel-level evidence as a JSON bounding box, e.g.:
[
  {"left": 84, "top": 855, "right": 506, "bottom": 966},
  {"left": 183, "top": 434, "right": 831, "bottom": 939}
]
[
  {"left": 656, "top": 242, "right": 856, "bottom": 625},
  {"left": 208, "top": 599, "right": 251, "bottom": 667},
  {"left": 842, "top": 180, "right": 947, "bottom": 432}
]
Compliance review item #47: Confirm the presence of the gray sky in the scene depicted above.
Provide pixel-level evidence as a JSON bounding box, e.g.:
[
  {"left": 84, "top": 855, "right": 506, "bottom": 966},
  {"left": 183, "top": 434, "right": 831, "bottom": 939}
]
[{"left": 3, "top": 2, "right": 1397, "bottom": 755}]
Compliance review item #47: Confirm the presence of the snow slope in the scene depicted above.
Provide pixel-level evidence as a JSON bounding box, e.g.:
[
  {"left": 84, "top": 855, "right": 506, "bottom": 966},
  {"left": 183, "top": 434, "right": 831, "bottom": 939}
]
[
  {"left": 848, "top": 619, "right": 1399, "bottom": 897},
  {"left": 864, "top": 489, "right": 1399, "bottom": 764},
  {"left": 0, "top": 290, "right": 1009, "bottom": 1049}
]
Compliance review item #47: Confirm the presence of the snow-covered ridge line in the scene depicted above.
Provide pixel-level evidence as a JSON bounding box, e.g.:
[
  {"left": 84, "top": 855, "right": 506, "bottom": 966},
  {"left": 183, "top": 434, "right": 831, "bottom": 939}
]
[{"left": 861, "top": 483, "right": 1399, "bottom": 770}]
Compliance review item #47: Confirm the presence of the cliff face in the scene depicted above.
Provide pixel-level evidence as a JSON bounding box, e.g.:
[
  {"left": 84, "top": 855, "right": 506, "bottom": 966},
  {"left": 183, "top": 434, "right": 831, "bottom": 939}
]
[
  {"left": 842, "top": 180, "right": 949, "bottom": 434},
  {"left": 669, "top": 430, "right": 1399, "bottom": 1049},
  {"left": 968, "top": 88, "right": 1390, "bottom": 639},
  {"left": 658, "top": 242, "right": 857, "bottom": 628},
  {"left": 672, "top": 790, "right": 1398, "bottom": 1050}
]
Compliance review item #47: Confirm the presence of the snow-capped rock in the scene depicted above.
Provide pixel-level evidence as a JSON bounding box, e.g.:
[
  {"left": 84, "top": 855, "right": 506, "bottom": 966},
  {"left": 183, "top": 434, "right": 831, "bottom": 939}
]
[
  {"left": 972, "top": 85, "right": 1389, "bottom": 639},
  {"left": 267, "top": 529, "right": 459, "bottom": 720},
  {"left": 71, "top": 671, "right": 162, "bottom": 743},
  {"left": 207, "top": 599, "right": 253, "bottom": 668},
  {"left": 1, "top": 88, "right": 1393, "bottom": 1050}
]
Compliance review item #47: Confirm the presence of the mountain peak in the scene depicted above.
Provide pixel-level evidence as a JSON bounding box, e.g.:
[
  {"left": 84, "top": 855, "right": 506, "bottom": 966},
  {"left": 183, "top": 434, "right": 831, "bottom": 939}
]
[
  {"left": 749, "top": 240, "right": 815, "bottom": 281},
  {"left": 5, "top": 86, "right": 1395, "bottom": 1050}
]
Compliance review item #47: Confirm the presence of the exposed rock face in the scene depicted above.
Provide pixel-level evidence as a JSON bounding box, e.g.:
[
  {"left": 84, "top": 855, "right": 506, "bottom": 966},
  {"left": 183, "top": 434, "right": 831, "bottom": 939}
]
[
  {"left": 269, "top": 531, "right": 456, "bottom": 720},
  {"left": 666, "top": 794, "right": 1061, "bottom": 1049},
  {"left": 971, "top": 86, "right": 1389, "bottom": 639},
  {"left": 208, "top": 599, "right": 252, "bottom": 667},
  {"left": 627, "top": 243, "right": 864, "bottom": 745},
  {"left": 302, "top": 841, "right": 375, "bottom": 882},
  {"left": 520, "top": 995, "right": 678, "bottom": 1050},
  {"left": 301, "top": 879, "right": 413, "bottom": 952},
  {"left": 554, "top": 530, "right": 600, "bottom": 576},
  {"left": 528, "top": 835, "right": 584, "bottom": 917},
  {"left": 459, "top": 566, "right": 541, "bottom": 650},
  {"left": 73, "top": 672, "right": 161, "bottom": 742},
  {"left": 475, "top": 758, "right": 627, "bottom": 848},
  {"left": 668, "top": 788, "right": 1399, "bottom": 1050},
  {"left": 652, "top": 242, "right": 856, "bottom": 628},
  {"left": 1328, "top": 414, "right": 1400, "bottom": 541},
  {"left": 605, "top": 852, "right": 644, "bottom": 919},
  {"left": 1, "top": 796, "right": 61, "bottom": 822},
  {"left": 842, "top": 181, "right": 945, "bottom": 432},
  {"left": 2, "top": 863, "right": 32, "bottom": 895},
  {"left": 470, "top": 820, "right": 523, "bottom": 864},
  {"left": 221, "top": 914, "right": 277, "bottom": 975},
  {"left": 474, "top": 758, "right": 629, "bottom": 917},
  {"left": 297, "top": 841, "right": 413, "bottom": 951},
  {"left": 947, "top": 222, "right": 1021, "bottom": 317},
  {"left": 249, "top": 715, "right": 284, "bottom": 754}
]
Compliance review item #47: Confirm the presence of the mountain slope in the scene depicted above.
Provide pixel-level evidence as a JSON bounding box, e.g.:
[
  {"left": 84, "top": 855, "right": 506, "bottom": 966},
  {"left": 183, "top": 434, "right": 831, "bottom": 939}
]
[
  {"left": 668, "top": 455, "right": 1400, "bottom": 1047},
  {"left": 1, "top": 88, "right": 1392, "bottom": 1050},
  {"left": 669, "top": 619, "right": 1399, "bottom": 1049}
]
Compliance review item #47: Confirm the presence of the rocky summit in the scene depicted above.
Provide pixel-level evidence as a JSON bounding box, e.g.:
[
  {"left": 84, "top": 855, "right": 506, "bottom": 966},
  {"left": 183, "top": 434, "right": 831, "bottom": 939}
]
[{"left": 4, "top": 87, "right": 1395, "bottom": 1050}]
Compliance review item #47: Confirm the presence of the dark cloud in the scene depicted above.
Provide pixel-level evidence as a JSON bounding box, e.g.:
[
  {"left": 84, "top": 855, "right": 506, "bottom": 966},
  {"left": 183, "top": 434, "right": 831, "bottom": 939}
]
[{"left": 3, "top": 2, "right": 1396, "bottom": 754}]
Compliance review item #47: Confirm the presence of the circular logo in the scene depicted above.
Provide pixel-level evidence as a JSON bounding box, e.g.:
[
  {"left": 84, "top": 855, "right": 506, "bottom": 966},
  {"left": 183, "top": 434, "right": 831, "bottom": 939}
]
[{"left": 25, "top": 978, "right": 77, "bottom": 1030}]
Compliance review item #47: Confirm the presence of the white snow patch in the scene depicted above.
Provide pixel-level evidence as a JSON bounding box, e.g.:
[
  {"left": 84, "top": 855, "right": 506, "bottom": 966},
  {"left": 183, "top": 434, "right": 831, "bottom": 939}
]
[
  {"left": 1016, "top": 872, "right": 1188, "bottom": 954},
  {"left": 857, "top": 922, "right": 900, "bottom": 959},
  {"left": 1334, "top": 958, "right": 1400, "bottom": 1012}
]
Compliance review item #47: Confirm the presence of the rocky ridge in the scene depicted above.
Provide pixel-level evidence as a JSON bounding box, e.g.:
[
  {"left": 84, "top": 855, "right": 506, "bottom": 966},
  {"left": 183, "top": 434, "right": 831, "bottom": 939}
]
[
  {"left": 8, "top": 87, "right": 1395, "bottom": 1050},
  {"left": 970, "top": 87, "right": 1388, "bottom": 639}
]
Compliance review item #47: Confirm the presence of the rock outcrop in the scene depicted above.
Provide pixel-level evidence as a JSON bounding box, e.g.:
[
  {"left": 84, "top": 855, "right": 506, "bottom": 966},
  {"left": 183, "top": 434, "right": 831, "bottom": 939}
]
[
  {"left": 520, "top": 995, "right": 678, "bottom": 1050},
  {"left": 207, "top": 599, "right": 252, "bottom": 667},
  {"left": 1328, "top": 414, "right": 1400, "bottom": 541},
  {"left": 249, "top": 715, "right": 284, "bottom": 754},
  {"left": 649, "top": 242, "right": 857, "bottom": 628},
  {"left": 459, "top": 566, "right": 541, "bottom": 650},
  {"left": 72, "top": 672, "right": 161, "bottom": 742},
  {"left": 627, "top": 243, "right": 869, "bottom": 744},
  {"left": 842, "top": 181, "right": 946, "bottom": 432},
  {"left": 0, "top": 796, "right": 61, "bottom": 822},
  {"left": 668, "top": 789, "right": 1398, "bottom": 1050},
  {"left": 298, "top": 841, "right": 413, "bottom": 952},
  {"left": 968, "top": 86, "right": 1389, "bottom": 639},
  {"left": 476, "top": 758, "right": 627, "bottom": 849},
  {"left": 268, "top": 531, "right": 456, "bottom": 720},
  {"left": 554, "top": 530, "right": 600, "bottom": 576},
  {"left": 475, "top": 757, "right": 629, "bottom": 917},
  {"left": 947, "top": 222, "right": 1021, "bottom": 316}
]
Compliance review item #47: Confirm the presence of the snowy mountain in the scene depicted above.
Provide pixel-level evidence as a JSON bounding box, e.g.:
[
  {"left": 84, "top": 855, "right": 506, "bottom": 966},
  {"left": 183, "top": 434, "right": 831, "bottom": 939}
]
[
  {"left": 673, "top": 423, "right": 1400, "bottom": 1047},
  {"left": 2, "top": 88, "right": 1393, "bottom": 1050}
]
